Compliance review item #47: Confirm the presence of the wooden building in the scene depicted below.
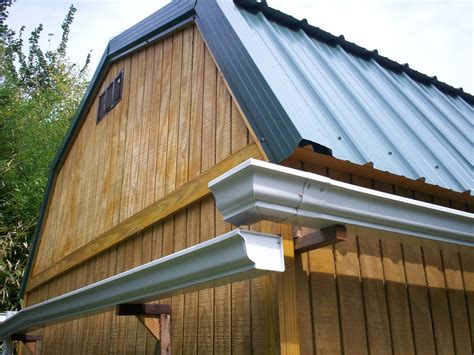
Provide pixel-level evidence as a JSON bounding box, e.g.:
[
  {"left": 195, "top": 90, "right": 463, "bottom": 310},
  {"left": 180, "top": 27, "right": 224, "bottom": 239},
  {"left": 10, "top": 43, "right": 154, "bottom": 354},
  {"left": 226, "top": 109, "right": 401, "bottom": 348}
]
[{"left": 3, "top": 0, "right": 473, "bottom": 354}]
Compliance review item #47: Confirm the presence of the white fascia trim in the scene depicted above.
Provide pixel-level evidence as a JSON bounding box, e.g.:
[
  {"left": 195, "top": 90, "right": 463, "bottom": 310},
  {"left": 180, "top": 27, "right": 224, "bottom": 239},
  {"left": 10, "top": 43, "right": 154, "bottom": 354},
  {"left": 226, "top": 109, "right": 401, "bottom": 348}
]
[
  {"left": 209, "top": 159, "right": 474, "bottom": 246},
  {"left": 0, "top": 229, "right": 283, "bottom": 340}
]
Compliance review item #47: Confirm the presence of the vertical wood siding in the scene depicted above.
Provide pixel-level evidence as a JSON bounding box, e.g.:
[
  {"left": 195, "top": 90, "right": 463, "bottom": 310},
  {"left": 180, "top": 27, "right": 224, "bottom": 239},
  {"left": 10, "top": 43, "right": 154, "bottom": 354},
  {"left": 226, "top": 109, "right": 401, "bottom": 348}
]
[
  {"left": 291, "top": 158, "right": 474, "bottom": 355},
  {"left": 25, "top": 204, "right": 283, "bottom": 354},
  {"left": 25, "top": 24, "right": 282, "bottom": 354},
  {"left": 31, "top": 25, "right": 250, "bottom": 276}
]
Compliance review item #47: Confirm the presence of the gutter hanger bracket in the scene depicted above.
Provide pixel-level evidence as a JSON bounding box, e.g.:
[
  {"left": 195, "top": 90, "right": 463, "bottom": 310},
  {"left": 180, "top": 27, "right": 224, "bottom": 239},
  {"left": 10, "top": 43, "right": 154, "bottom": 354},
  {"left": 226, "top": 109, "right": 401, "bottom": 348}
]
[{"left": 294, "top": 225, "right": 347, "bottom": 253}]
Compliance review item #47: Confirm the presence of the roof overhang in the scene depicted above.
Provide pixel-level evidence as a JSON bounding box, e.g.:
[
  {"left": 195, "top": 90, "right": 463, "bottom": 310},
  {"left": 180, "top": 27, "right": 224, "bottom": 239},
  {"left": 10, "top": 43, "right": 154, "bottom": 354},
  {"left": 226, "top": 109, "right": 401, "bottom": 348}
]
[
  {"left": 209, "top": 159, "right": 474, "bottom": 246},
  {"left": 2, "top": 229, "right": 284, "bottom": 340}
]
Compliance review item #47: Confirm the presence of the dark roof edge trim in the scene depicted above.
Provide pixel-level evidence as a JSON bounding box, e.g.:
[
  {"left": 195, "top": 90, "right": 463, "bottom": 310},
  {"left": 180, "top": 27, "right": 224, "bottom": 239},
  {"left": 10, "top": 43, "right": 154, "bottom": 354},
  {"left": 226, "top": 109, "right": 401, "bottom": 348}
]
[
  {"left": 110, "top": 17, "right": 195, "bottom": 63},
  {"left": 195, "top": 0, "right": 303, "bottom": 163},
  {"left": 19, "top": 1, "right": 197, "bottom": 299},
  {"left": 234, "top": 0, "right": 474, "bottom": 105}
]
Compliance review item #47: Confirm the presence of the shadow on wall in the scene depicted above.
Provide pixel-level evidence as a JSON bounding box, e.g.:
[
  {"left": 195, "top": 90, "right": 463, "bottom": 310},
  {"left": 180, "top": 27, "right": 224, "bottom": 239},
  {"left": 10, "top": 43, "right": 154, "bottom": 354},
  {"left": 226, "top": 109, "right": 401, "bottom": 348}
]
[{"left": 295, "top": 233, "right": 473, "bottom": 354}]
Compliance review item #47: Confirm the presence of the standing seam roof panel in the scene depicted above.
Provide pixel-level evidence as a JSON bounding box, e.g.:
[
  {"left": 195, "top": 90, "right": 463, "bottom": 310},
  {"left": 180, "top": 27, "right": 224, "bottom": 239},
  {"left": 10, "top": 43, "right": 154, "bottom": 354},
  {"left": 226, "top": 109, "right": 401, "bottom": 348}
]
[{"left": 219, "top": 1, "right": 474, "bottom": 194}]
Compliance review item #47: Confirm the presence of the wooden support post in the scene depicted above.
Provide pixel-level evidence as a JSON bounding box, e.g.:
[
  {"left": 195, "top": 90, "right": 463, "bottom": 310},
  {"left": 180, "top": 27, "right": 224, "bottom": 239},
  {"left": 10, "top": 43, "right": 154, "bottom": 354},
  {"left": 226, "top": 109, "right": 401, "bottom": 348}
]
[
  {"left": 294, "top": 225, "right": 347, "bottom": 253},
  {"left": 159, "top": 314, "right": 171, "bottom": 355},
  {"left": 117, "top": 303, "right": 171, "bottom": 354},
  {"left": 267, "top": 222, "right": 301, "bottom": 355},
  {"left": 11, "top": 334, "right": 43, "bottom": 354}
]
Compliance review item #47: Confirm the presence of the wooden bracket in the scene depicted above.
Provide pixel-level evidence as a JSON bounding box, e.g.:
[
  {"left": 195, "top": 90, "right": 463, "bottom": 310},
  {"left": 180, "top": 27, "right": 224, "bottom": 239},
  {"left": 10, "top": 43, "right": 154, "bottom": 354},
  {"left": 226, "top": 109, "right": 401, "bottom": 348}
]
[
  {"left": 294, "top": 225, "right": 347, "bottom": 253},
  {"left": 117, "top": 303, "right": 171, "bottom": 354},
  {"left": 11, "top": 334, "right": 42, "bottom": 354}
]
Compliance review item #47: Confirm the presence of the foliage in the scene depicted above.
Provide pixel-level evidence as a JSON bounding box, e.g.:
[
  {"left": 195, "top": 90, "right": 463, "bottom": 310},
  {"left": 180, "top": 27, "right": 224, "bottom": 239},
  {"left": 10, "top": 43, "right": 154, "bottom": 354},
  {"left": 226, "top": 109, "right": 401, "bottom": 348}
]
[{"left": 0, "top": 2, "right": 90, "bottom": 311}]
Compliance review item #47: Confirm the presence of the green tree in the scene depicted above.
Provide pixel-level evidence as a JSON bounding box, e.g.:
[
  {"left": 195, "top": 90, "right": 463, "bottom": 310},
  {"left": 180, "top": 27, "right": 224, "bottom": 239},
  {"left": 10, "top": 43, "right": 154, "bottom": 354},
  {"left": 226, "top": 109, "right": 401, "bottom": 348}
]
[{"left": 0, "top": 2, "right": 90, "bottom": 311}]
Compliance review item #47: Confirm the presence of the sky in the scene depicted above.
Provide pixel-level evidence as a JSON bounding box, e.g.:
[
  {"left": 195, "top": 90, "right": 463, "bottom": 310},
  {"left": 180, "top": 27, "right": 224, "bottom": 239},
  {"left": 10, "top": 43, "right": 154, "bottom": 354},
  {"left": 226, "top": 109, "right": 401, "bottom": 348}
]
[{"left": 6, "top": 0, "right": 474, "bottom": 93}]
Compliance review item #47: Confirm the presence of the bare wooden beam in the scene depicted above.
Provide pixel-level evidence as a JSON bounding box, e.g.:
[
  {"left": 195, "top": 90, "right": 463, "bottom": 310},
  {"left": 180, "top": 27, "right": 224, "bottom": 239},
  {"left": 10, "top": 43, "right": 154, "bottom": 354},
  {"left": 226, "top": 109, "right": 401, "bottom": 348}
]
[
  {"left": 11, "top": 335, "right": 43, "bottom": 342},
  {"left": 26, "top": 143, "right": 262, "bottom": 292},
  {"left": 116, "top": 303, "right": 171, "bottom": 316},
  {"left": 294, "top": 225, "right": 347, "bottom": 253},
  {"left": 159, "top": 314, "right": 171, "bottom": 355}
]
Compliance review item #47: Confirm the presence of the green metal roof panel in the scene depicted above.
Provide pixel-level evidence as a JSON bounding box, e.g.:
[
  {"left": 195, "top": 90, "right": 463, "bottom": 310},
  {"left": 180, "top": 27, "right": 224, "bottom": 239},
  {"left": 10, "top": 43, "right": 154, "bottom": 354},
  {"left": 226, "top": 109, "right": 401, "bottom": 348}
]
[{"left": 218, "top": 0, "right": 473, "bottom": 194}]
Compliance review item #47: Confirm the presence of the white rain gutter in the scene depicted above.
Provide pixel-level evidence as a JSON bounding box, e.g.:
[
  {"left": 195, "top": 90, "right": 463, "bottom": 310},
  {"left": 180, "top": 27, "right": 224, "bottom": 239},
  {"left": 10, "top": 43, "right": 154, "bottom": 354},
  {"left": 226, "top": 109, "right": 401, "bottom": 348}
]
[
  {"left": 0, "top": 229, "right": 284, "bottom": 344},
  {"left": 209, "top": 159, "right": 474, "bottom": 246}
]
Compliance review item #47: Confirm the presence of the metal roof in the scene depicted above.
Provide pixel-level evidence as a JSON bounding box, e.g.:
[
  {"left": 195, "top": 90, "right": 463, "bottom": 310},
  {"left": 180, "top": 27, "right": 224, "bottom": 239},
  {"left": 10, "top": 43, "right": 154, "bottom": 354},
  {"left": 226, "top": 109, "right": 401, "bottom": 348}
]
[{"left": 216, "top": 0, "right": 473, "bottom": 194}]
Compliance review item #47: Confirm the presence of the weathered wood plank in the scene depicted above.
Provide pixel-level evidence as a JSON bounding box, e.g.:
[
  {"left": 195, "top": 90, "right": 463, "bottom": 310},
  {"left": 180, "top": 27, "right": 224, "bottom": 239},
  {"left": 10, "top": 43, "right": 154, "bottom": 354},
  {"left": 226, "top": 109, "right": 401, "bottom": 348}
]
[
  {"left": 302, "top": 160, "right": 341, "bottom": 354},
  {"left": 119, "top": 52, "right": 140, "bottom": 222},
  {"left": 402, "top": 243, "right": 437, "bottom": 354},
  {"left": 26, "top": 144, "right": 261, "bottom": 291},
  {"left": 274, "top": 222, "right": 300, "bottom": 355},
  {"left": 442, "top": 249, "right": 472, "bottom": 355},
  {"left": 164, "top": 32, "right": 183, "bottom": 195},
  {"left": 144, "top": 42, "right": 162, "bottom": 208},
  {"left": 423, "top": 246, "right": 456, "bottom": 354},
  {"left": 214, "top": 208, "right": 232, "bottom": 354},
  {"left": 182, "top": 204, "right": 200, "bottom": 354},
  {"left": 171, "top": 211, "right": 187, "bottom": 354},
  {"left": 134, "top": 44, "right": 155, "bottom": 213},
  {"left": 459, "top": 250, "right": 474, "bottom": 350},
  {"left": 335, "top": 234, "right": 369, "bottom": 354},
  {"left": 112, "top": 57, "right": 132, "bottom": 226},
  {"left": 358, "top": 233, "right": 393, "bottom": 354},
  {"left": 330, "top": 169, "right": 369, "bottom": 355},
  {"left": 188, "top": 25, "right": 204, "bottom": 180},
  {"left": 380, "top": 238, "right": 416, "bottom": 354},
  {"left": 155, "top": 36, "right": 172, "bottom": 200},
  {"left": 197, "top": 197, "right": 215, "bottom": 354},
  {"left": 175, "top": 27, "right": 193, "bottom": 188}
]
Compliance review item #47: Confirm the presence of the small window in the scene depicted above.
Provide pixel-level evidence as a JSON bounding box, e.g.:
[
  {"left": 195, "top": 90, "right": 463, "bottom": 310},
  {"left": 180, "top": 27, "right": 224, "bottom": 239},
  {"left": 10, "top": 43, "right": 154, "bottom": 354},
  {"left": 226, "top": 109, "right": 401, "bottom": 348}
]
[{"left": 96, "top": 70, "right": 124, "bottom": 123}]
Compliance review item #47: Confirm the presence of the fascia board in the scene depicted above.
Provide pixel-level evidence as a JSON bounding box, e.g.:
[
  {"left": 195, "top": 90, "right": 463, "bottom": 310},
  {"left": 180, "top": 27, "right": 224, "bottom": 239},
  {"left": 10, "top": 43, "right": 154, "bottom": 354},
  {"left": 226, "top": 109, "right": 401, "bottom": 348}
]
[
  {"left": 209, "top": 159, "right": 474, "bottom": 246},
  {"left": 0, "top": 229, "right": 283, "bottom": 340}
]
